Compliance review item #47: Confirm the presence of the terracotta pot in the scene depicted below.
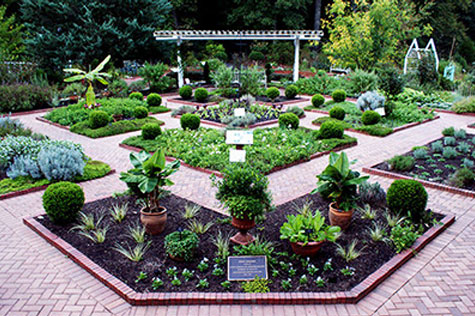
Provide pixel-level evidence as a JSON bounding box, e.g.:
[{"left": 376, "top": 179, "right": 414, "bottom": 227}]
[
  {"left": 329, "top": 202, "right": 353, "bottom": 230},
  {"left": 169, "top": 253, "right": 184, "bottom": 262},
  {"left": 140, "top": 206, "right": 167, "bottom": 235},
  {"left": 290, "top": 241, "right": 324, "bottom": 257},
  {"left": 230, "top": 216, "right": 255, "bottom": 245}
]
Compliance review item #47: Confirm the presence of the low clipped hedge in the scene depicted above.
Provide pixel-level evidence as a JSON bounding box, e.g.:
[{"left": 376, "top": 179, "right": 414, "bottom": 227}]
[{"left": 71, "top": 117, "right": 163, "bottom": 138}]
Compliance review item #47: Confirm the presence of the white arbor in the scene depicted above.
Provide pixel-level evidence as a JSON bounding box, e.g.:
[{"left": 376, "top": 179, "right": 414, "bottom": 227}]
[{"left": 403, "top": 38, "right": 439, "bottom": 75}]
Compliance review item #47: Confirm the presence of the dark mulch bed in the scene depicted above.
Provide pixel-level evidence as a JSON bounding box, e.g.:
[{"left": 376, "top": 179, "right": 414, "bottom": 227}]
[
  {"left": 374, "top": 134, "right": 475, "bottom": 192},
  {"left": 37, "top": 193, "right": 442, "bottom": 294},
  {"left": 255, "top": 95, "right": 303, "bottom": 104}
]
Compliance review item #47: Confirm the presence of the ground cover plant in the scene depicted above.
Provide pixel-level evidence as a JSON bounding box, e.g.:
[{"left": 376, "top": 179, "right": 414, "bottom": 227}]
[
  {"left": 122, "top": 127, "right": 356, "bottom": 174},
  {"left": 43, "top": 98, "right": 165, "bottom": 138},
  {"left": 373, "top": 127, "right": 475, "bottom": 191}
]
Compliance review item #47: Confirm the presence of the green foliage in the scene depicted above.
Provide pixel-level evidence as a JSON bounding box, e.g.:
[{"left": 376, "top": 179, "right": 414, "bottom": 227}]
[
  {"left": 88, "top": 111, "right": 110, "bottom": 129},
  {"left": 0, "top": 6, "right": 24, "bottom": 61},
  {"left": 249, "top": 51, "right": 265, "bottom": 61},
  {"left": 332, "top": 89, "right": 347, "bottom": 103},
  {"left": 129, "top": 92, "right": 144, "bottom": 101},
  {"left": 452, "top": 97, "right": 475, "bottom": 114},
  {"left": 71, "top": 117, "right": 161, "bottom": 138},
  {"left": 442, "top": 147, "right": 458, "bottom": 159},
  {"left": 108, "top": 79, "right": 129, "bottom": 98},
  {"left": 141, "top": 123, "right": 161, "bottom": 140},
  {"left": 280, "top": 210, "right": 341, "bottom": 244},
  {"left": 194, "top": 88, "right": 208, "bottom": 102},
  {"left": 318, "top": 120, "right": 345, "bottom": 139},
  {"left": 179, "top": 85, "right": 193, "bottom": 99},
  {"left": 278, "top": 113, "right": 299, "bottom": 129},
  {"left": 361, "top": 110, "right": 381, "bottom": 125},
  {"left": 211, "top": 65, "right": 233, "bottom": 89},
  {"left": 139, "top": 62, "right": 173, "bottom": 92},
  {"left": 387, "top": 179, "right": 428, "bottom": 222},
  {"left": 233, "top": 236, "right": 275, "bottom": 259},
  {"left": 442, "top": 127, "right": 455, "bottom": 136},
  {"left": 346, "top": 70, "right": 379, "bottom": 96},
  {"left": 240, "top": 66, "right": 265, "bottom": 96},
  {"left": 62, "top": 83, "right": 84, "bottom": 98},
  {"left": 285, "top": 106, "right": 304, "bottom": 118},
  {"left": 266, "top": 87, "right": 280, "bottom": 101},
  {"left": 390, "top": 221, "right": 420, "bottom": 253},
  {"left": 312, "top": 94, "right": 325, "bottom": 107},
  {"left": 164, "top": 230, "right": 199, "bottom": 261},
  {"left": 378, "top": 66, "right": 405, "bottom": 98},
  {"left": 0, "top": 84, "right": 54, "bottom": 113},
  {"left": 358, "top": 181, "right": 386, "bottom": 204},
  {"left": 146, "top": 93, "right": 162, "bottom": 107},
  {"left": 180, "top": 113, "right": 200, "bottom": 130},
  {"left": 449, "top": 168, "right": 475, "bottom": 188},
  {"left": 336, "top": 240, "right": 363, "bottom": 262},
  {"left": 284, "top": 85, "right": 298, "bottom": 99},
  {"left": 241, "top": 276, "right": 270, "bottom": 293},
  {"left": 444, "top": 137, "right": 456, "bottom": 146},
  {"left": 413, "top": 148, "right": 429, "bottom": 160},
  {"left": 329, "top": 106, "right": 345, "bottom": 120},
  {"left": 454, "top": 129, "right": 466, "bottom": 139},
  {"left": 133, "top": 106, "right": 148, "bottom": 119},
  {"left": 388, "top": 155, "right": 415, "bottom": 171},
  {"left": 129, "top": 80, "right": 147, "bottom": 92},
  {"left": 43, "top": 181, "right": 85, "bottom": 224}
]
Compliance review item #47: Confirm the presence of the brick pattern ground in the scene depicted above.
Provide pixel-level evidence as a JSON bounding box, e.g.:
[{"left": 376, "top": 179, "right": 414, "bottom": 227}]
[{"left": 0, "top": 96, "right": 474, "bottom": 315}]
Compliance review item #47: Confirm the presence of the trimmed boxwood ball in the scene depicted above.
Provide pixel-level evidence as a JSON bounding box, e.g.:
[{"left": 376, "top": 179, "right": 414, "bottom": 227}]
[
  {"left": 141, "top": 123, "right": 161, "bottom": 140},
  {"left": 319, "top": 120, "right": 344, "bottom": 139},
  {"left": 129, "top": 91, "right": 144, "bottom": 101},
  {"left": 88, "top": 110, "right": 110, "bottom": 129},
  {"left": 279, "top": 113, "right": 299, "bottom": 129},
  {"left": 387, "top": 179, "right": 428, "bottom": 222},
  {"left": 266, "top": 87, "right": 280, "bottom": 101},
  {"left": 361, "top": 110, "right": 381, "bottom": 125},
  {"left": 285, "top": 85, "right": 298, "bottom": 99},
  {"left": 312, "top": 94, "right": 325, "bottom": 107},
  {"left": 180, "top": 113, "right": 200, "bottom": 130},
  {"left": 179, "top": 85, "right": 193, "bottom": 100},
  {"left": 329, "top": 106, "right": 346, "bottom": 120},
  {"left": 332, "top": 89, "right": 347, "bottom": 103},
  {"left": 249, "top": 50, "right": 265, "bottom": 61},
  {"left": 133, "top": 106, "right": 148, "bottom": 119},
  {"left": 194, "top": 87, "right": 208, "bottom": 102},
  {"left": 43, "top": 181, "right": 85, "bottom": 224},
  {"left": 146, "top": 93, "right": 162, "bottom": 107}
]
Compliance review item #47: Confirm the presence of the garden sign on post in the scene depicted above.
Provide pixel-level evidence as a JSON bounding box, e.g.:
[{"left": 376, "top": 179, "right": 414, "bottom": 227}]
[{"left": 226, "top": 130, "right": 253, "bottom": 163}]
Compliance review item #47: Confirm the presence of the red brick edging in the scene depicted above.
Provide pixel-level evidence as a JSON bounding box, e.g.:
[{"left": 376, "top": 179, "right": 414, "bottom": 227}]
[
  {"left": 23, "top": 213, "right": 454, "bottom": 305},
  {"left": 432, "top": 108, "right": 475, "bottom": 117},
  {"left": 362, "top": 166, "right": 475, "bottom": 198},
  {"left": 36, "top": 116, "right": 71, "bottom": 130},
  {"left": 119, "top": 140, "right": 356, "bottom": 178},
  {"left": 6, "top": 106, "right": 66, "bottom": 117},
  {"left": 0, "top": 169, "right": 116, "bottom": 201},
  {"left": 171, "top": 115, "right": 306, "bottom": 129}
]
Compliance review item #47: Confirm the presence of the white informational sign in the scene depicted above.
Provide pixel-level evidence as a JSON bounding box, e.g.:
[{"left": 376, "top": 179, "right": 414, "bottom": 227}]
[
  {"left": 234, "top": 108, "right": 246, "bottom": 117},
  {"left": 229, "top": 149, "right": 246, "bottom": 162},
  {"left": 226, "top": 130, "right": 253, "bottom": 145},
  {"left": 374, "top": 107, "right": 385, "bottom": 116}
]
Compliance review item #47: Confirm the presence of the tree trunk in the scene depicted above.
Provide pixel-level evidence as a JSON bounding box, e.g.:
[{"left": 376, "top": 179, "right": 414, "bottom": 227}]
[{"left": 314, "top": 0, "right": 322, "bottom": 30}]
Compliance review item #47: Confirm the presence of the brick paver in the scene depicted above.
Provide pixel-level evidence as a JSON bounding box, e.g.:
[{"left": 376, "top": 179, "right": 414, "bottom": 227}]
[{"left": 0, "top": 98, "right": 474, "bottom": 315}]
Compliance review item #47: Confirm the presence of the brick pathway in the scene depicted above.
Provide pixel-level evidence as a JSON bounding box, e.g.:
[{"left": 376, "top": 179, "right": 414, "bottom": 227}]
[{"left": 1, "top": 98, "right": 474, "bottom": 315}]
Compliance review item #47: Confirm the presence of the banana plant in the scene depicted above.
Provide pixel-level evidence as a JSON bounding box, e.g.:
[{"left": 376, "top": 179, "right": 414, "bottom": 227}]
[{"left": 63, "top": 55, "right": 112, "bottom": 109}]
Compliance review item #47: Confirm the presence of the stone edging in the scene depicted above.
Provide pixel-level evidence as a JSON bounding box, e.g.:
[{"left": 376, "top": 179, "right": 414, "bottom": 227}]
[
  {"left": 119, "top": 140, "right": 356, "bottom": 178},
  {"left": 23, "top": 213, "right": 455, "bottom": 305},
  {"left": 362, "top": 166, "right": 475, "bottom": 198},
  {"left": 0, "top": 169, "right": 116, "bottom": 201}
]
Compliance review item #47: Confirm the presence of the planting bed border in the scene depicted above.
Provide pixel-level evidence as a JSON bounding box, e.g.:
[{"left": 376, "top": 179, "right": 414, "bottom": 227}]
[
  {"left": 171, "top": 114, "right": 306, "bottom": 129},
  {"left": 23, "top": 212, "right": 454, "bottom": 305},
  {"left": 168, "top": 98, "right": 219, "bottom": 108},
  {"left": 0, "top": 169, "right": 116, "bottom": 201},
  {"left": 311, "top": 116, "right": 440, "bottom": 137},
  {"left": 119, "top": 140, "right": 356, "bottom": 178},
  {"left": 362, "top": 166, "right": 475, "bottom": 198},
  {"left": 302, "top": 94, "right": 358, "bottom": 103},
  {"left": 431, "top": 108, "right": 475, "bottom": 117},
  {"left": 257, "top": 97, "right": 310, "bottom": 107}
]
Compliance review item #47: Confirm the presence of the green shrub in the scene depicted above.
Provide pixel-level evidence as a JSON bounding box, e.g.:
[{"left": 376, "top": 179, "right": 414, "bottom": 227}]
[
  {"left": 361, "top": 110, "right": 381, "bottom": 125},
  {"left": 0, "top": 84, "right": 54, "bottom": 113},
  {"left": 108, "top": 79, "right": 129, "bottom": 98},
  {"left": 141, "top": 123, "right": 162, "bottom": 140},
  {"left": 442, "top": 127, "right": 455, "bottom": 136},
  {"left": 179, "top": 85, "right": 193, "bottom": 99},
  {"left": 311, "top": 94, "right": 325, "bottom": 107},
  {"left": 319, "top": 120, "right": 344, "bottom": 139},
  {"left": 266, "top": 87, "right": 280, "bottom": 101},
  {"left": 128, "top": 80, "right": 147, "bottom": 92},
  {"left": 355, "top": 125, "right": 393, "bottom": 136},
  {"left": 180, "top": 113, "right": 200, "bottom": 130},
  {"left": 390, "top": 222, "right": 420, "bottom": 253},
  {"left": 278, "top": 113, "right": 299, "bottom": 129},
  {"left": 249, "top": 51, "right": 265, "bottom": 61},
  {"left": 146, "top": 93, "right": 162, "bottom": 107},
  {"left": 449, "top": 168, "right": 475, "bottom": 188},
  {"left": 451, "top": 96, "right": 475, "bottom": 113},
  {"left": 139, "top": 62, "right": 173, "bottom": 92},
  {"left": 194, "top": 88, "right": 209, "bottom": 102},
  {"left": 129, "top": 92, "right": 143, "bottom": 101},
  {"left": 241, "top": 276, "right": 271, "bottom": 293},
  {"left": 387, "top": 155, "right": 415, "bottom": 171},
  {"left": 71, "top": 117, "right": 162, "bottom": 138},
  {"left": 88, "top": 111, "right": 110, "bottom": 129},
  {"left": 444, "top": 136, "right": 456, "bottom": 146},
  {"left": 133, "top": 106, "right": 148, "bottom": 119},
  {"left": 386, "top": 179, "right": 428, "bottom": 222},
  {"left": 329, "top": 106, "right": 345, "bottom": 120},
  {"left": 431, "top": 141, "right": 444, "bottom": 152},
  {"left": 164, "top": 230, "right": 199, "bottom": 261},
  {"left": 332, "top": 89, "right": 346, "bottom": 102},
  {"left": 413, "top": 148, "right": 428, "bottom": 159},
  {"left": 454, "top": 129, "right": 466, "bottom": 139},
  {"left": 42, "top": 181, "right": 85, "bottom": 224},
  {"left": 61, "top": 83, "right": 84, "bottom": 98},
  {"left": 442, "top": 147, "right": 458, "bottom": 159},
  {"left": 285, "top": 85, "right": 298, "bottom": 99},
  {"left": 286, "top": 106, "right": 304, "bottom": 118}
]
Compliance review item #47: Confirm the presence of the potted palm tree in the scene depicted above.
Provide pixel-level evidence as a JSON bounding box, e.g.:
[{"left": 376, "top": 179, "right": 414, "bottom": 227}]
[
  {"left": 312, "top": 152, "right": 369, "bottom": 230},
  {"left": 120, "top": 149, "right": 180, "bottom": 235}
]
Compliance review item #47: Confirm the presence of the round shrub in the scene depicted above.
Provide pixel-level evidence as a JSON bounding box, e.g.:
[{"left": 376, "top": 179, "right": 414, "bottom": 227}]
[
  {"left": 43, "top": 181, "right": 85, "bottom": 224},
  {"left": 180, "top": 113, "right": 200, "bottom": 130},
  {"left": 329, "top": 106, "right": 346, "bottom": 120},
  {"left": 249, "top": 51, "right": 265, "bottom": 61},
  {"left": 278, "top": 113, "right": 299, "bottom": 129},
  {"left": 146, "top": 93, "right": 162, "bottom": 107},
  {"left": 387, "top": 179, "right": 428, "bottom": 222},
  {"left": 164, "top": 230, "right": 199, "bottom": 261},
  {"left": 319, "top": 120, "right": 344, "bottom": 139},
  {"left": 88, "top": 110, "right": 110, "bottom": 129},
  {"left": 361, "top": 110, "right": 381, "bottom": 125},
  {"left": 332, "top": 89, "right": 347, "bottom": 103},
  {"left": 311, "top": 94, "right": 325, "bottom": 107},
  {"left": 285, "top": 85, "right": 298, "bottom": 99},
  {"left": 266, "top": 87, "right": 280, "bottom": 101},
  {"left": 179, "top": 85, "right": 193, "bottom": 99},
  {"left": 141, "top": 123, "right": 161, "bottom": 140},
  {"left": 194, "top": 88, "right": 209, "bottom": 102},
  {"left": 129, "top": 91, "right": 144, "bottom": 101},
  {"left": 133, "top": 106, "right": 148, "bottom": 119}
]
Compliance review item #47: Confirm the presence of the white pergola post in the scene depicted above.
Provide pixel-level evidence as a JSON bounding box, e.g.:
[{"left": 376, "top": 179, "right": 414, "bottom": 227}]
[
  {"left": 293, "top": 36, "right": 300, "bottom": 82},
  {"left": 177, "top": 37, "right": 184, "bottom": 88}
]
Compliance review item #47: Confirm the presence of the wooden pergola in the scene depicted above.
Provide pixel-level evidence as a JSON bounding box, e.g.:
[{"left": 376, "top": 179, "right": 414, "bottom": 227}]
[{"left": 154, "top": 30, "right": 323, "bottom": 87}]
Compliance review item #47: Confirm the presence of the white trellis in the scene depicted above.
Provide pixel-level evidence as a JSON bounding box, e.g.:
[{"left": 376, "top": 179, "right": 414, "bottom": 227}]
[
  {"left": 403, "top": 38, "right": 439, "bottom": 74},
  {"left": 154, "top": 30, "right": 323, "bottom": 88}
]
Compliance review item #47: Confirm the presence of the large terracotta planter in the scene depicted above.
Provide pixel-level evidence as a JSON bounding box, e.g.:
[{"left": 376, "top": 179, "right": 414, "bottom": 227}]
[
  {"left": 140, "top": 206, "right": 167, "bottom": 235},
  {"left": 230, "top": 216, "right": 255, "bottom": 245},
  {"left": 329, "top": 202, "right": 353, "bottom": 230},
  {"left": 290, "top": 241, "right": 324, "bottom": 257}
]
